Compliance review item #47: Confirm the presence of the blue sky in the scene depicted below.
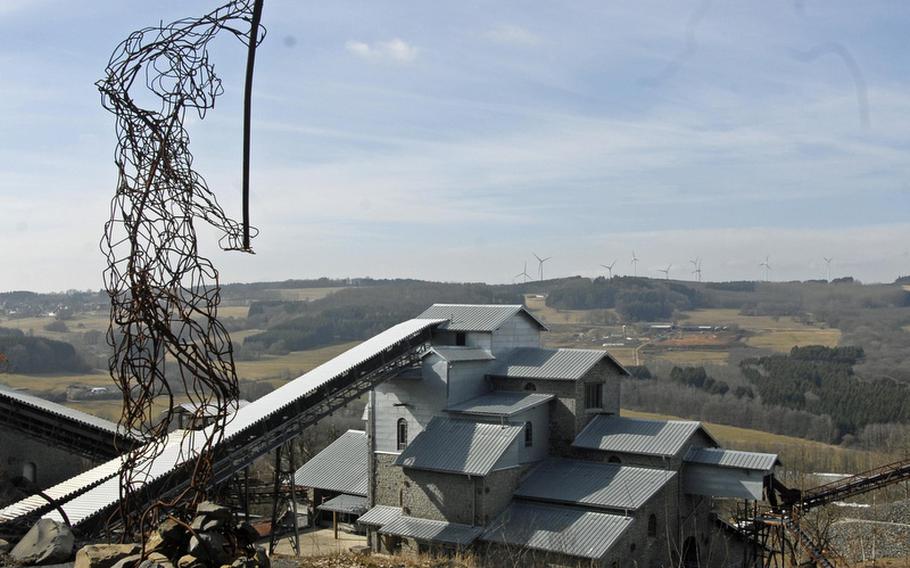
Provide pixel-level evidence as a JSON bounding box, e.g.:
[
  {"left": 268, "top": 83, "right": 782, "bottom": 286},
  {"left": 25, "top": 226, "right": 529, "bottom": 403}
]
[{"left": 1, "top": 1, "right": 909, "bottom": 291}]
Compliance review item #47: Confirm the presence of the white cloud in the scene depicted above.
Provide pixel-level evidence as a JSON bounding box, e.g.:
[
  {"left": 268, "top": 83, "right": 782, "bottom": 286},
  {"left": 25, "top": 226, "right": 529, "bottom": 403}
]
[
  {"left": 345, "top": 38, "right": 419, "bottom": 63},
  {"left": 484, "top": 24, "right": 541, "bottom": 47}
]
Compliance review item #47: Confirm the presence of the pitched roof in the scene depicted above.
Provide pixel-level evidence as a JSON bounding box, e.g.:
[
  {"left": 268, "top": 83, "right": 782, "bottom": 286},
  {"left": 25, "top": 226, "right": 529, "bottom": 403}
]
[
  {"left": 294, "top": 430, "right": 368, "bottom": 496},
  {"left": 316, "top": 494, "right": 368, "bottom": 515},
  {"left": 488, "top": 347, "right": 621, "bottom": 380},
  {"left": 429, "top": 347, "right": 495, "bottom": 362},
  {"left": 685, "top": 447, "right": 780, "bottom": 471},
  {"left": 357, "top": 505, "right": 403, "bottom": 527},
  {"left": 481, "top": 502, "right": 632, "bottom": 560},
  {"left": 573, "top": 415, "right": 717, "bottom": 457},
  {"left": 0, "top": 384, "right": 131, "bottom": 439},
  {"left": 379, "top": 516, "right": 483, "bottom": 546},
  {"left": 417, "top": 304, "right": 547, "bottom": 332},
  {"left": 394, "top": 416, "right": 522, "bottom": 476},
  {"left": 515, "top": 458, "right": 676, "bottom": 511},
  {"left": 446, "top": 391, "right": 554, "bottom": 417}
]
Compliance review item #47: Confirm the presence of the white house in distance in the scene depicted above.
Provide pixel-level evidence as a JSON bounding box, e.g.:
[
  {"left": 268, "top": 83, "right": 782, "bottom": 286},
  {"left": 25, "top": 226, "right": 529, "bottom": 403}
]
[{"left": 296, "top": 304, "right": 779, "bottom": 567}]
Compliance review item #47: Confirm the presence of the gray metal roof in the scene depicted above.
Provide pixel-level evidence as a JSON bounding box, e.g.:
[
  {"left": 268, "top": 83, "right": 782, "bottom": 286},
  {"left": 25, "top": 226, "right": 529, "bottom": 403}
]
[
  {"left": 573, "top": 415, "right": 717, "bottom": 457},
  {"left": 488, "top": 348, "right": 610, "bottom": 380},
  {"left": 481, "top": 502, "right": 632, "bottom": 560},
  {"left": 357, "top": 505, "right": 403, "bottom": 527},
  {"left": 176, "top": 399, "right": 250, "bottom": 417},
  {"left": 685, "top": 447, "right": 780, "bottom": 472},
  {"left": 0, "top": 384, "right": 133, "bottom": 439},
  {"left": 294, "top": 430, "right": 368, "bottom": 496},
  {"left": 515, "top": 458, "right": 676, "bottom": 511},
  {"left": 429, "top": 347, "right": 495, "bottom": 362},
  {"left": 316, "top": 494, "right": 368, "bottom": 515},
  {"left": 3, "top": 318, "right": 444, "bottom": 527},
  {"left": 379, "top": 516, "right": 483, "bottom": 546},
  {"left": 394, "top": 416, "right": 521, "bottom": 476},
  {"left": 417, "top": 304, "right": 548, "bottom": 332},
  {"left": 446, "top": 391, "right": 554, "bottom": 417}
]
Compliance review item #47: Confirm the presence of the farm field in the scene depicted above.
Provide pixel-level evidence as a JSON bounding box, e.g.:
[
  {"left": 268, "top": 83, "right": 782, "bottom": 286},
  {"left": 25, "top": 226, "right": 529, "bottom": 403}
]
[
  {"left": 650, "top": 350, "right": 730, "bottom": 366},
  {"left": 253, "top": 287, "right": 342, "bottom": 302},
  {"left": 235, "top": 341, "right": 360, "bottom": 385},
  {"left": 0, "top": 312, "right": 109, "bottom": 338},
  {"left": 0, "top": 371, "right": 112, "bottom": 393},
  {"left": 525, "top": 295, "right": 614, "bottom": 325},
  {"left": 680, "top": 308, "right": 841, "bottom": 353}
]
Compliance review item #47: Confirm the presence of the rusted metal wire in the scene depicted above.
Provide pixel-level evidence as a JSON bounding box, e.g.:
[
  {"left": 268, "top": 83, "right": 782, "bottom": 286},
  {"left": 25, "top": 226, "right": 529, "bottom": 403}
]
[{"left": 96, "top": 0, "right": 265, "bottom": 539}]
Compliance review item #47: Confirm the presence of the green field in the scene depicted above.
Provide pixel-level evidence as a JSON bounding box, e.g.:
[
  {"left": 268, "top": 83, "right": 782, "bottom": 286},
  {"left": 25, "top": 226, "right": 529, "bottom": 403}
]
[{"left": 682, "top": 308, "right": 841, "bottom": 353}]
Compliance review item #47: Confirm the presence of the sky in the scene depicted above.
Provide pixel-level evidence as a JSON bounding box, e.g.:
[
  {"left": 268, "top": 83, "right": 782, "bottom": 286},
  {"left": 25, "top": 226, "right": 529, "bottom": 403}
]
[{"left": 1, "top": 1, "right": 909, "bottom": 292}]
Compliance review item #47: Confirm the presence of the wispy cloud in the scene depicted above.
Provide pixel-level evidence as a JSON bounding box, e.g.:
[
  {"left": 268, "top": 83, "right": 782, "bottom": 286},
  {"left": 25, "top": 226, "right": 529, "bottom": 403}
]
[
  {"left": 484, "top": 24, "right": 541, "bottom": 47},
  {"left": 345, "top": 38, "right": 419, "bottom": 63}
]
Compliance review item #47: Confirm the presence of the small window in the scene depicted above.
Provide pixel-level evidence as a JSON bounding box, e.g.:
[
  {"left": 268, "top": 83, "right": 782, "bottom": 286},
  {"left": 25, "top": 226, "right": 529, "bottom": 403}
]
[
  {"left": 455, "top": 332, "right": 466, "bottom": 346},
  {"left": 584, "top": 382, "right": 603, "bottom": 409},
  {"left": 524, "top": 382, "right": 536, "bottom": 391},
  {"left": 22, "top": 462, "right": 37, "bottom": 483},
  {"left": 524, "top": 422, "right": 533, "bottom": 447},
  {"left": 648, "top": 514, "right": 657, "bottom": 537},
  {"left": 397, "top": 418, "right": 408, "bottom": 451}
]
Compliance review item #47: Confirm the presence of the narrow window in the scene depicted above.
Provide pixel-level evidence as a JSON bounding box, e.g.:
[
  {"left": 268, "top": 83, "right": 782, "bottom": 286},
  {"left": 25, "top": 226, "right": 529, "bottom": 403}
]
[
  {"left": 648, "top": 514, "right": 657, "bottom": 537},
  {"left": 585, "top": 382, "right": 603, "bottom": 409},
  {"left": 524, "top": 382, "right": 536, "bottom": 391},
  {"left": 524, "top": 422, "right": 533, "bottom": 447},
  {"left": 455, "top": 332, "right": 466, "bottom": 346},
  {"left": 396, "top": 418, "right": 408, "bottom": 451},
  {"left": 22, "top": 462, "right": 37, "bottom": 483}
]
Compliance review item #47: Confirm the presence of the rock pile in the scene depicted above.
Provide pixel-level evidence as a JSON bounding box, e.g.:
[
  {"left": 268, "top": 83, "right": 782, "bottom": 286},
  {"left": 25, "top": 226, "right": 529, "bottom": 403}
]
[
  {"left": 72, "top": 502, "right": 269, "bottom": 568},
  {"left": 8, "top": 518, "right": 75, "bottom": 565}
]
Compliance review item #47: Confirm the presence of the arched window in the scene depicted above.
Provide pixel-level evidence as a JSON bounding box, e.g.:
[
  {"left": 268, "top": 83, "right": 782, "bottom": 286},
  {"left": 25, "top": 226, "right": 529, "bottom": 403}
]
[
  {"left": 22, "top": 462, "right": 37, "bottom": 483},
  {"left": 396, "top": 418, "right": 408, "bottom": 451},
  {"left": 608, "top": 455, "right": 622, "bottom": 464},
  {"left": 524, "top": 382, "right": 536, "bottom": 391},
  {"left": 648, "top": 514, "right": 657, "bottom": 537},
  {"left": 524, "top": 422, "right": 533, "bottom": 447}
]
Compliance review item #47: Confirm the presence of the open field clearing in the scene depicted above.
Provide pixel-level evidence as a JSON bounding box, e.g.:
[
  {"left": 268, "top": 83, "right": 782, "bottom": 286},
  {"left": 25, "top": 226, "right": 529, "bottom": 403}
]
[
  {"left": 1, "top": 371, "right": 112, "bottom": 393},
  {"left": 229, "top": 328, "right": 264, "bottom": 343},
  {"left": 746, "top": 328, "right": 841, "bottom": 351},
  {"left": 64, "top": 396, "right": 191, "bottom": 423},
  {"left": 0, "top": 312, "right": 109, "bottom": 338},
  {"left": 525, "top": 295, "right": 615, "bottom": 325},
  {"left": 235, "top": 341, "right": 360, "bottom": 384},
  {"left": 258, "top": 287, "right": 342, "bottom": 302},
  {"left": 649, "top": 350, "right": 730, "bottom": 366},
  {"left": 682, "top": 308, "right": 841, "bottom": 352},
  {"left": 218, "top": 305, "right": 250, "bottom": 318}
]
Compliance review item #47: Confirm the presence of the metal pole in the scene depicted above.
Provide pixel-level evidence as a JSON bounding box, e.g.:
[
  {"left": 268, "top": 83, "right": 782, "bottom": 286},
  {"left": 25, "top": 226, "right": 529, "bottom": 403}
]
[
  {"left": 241, "top": 0, "right": 265, "bottom": 250},
  {"left": 268, "top": 445, "right": 283, "bottom": 554},
  {"left": 288, "top": 442, "right": 300, "bottom": 556}
]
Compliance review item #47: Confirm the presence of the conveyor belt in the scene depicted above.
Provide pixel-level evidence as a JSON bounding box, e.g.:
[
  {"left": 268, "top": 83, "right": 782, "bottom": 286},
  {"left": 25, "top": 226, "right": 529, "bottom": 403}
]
[{"left": 0, "top": 318, "right": 443, "bottom": 533}]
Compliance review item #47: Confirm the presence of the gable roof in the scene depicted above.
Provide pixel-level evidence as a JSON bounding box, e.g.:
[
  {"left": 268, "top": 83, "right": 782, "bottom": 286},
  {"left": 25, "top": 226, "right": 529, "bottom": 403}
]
[
  {"left": 481, "top": 502, "right": 632, "bottom": 560},
  {"left": 417, "top": 304, "right": 548, "bottom": 332},
  {"left": 394, "top": 416, "right": 522, "bottom": 476},
  {"left": 488, "top": 347, "right": 622, "bottom": 380},
  {"left": 379, "top": 516, "right": 483, "bottom": 546},
  {"left": 294, "top": 430, "right": 368, "bottom": 496},
  {"left": 573, "top": 415, "right": 717, "bottom": 457},
  {"left": 429, "top": 346, "right": 496, "bottom": 362},
  {"left": 446, "top": 391, "right": 554, "bottom": 417},
  {"left": 515, "top": 458, "right": 676, "bottom": 512},
  {"left": 685, "top": 447, "right": 780, "bottom": 472}
]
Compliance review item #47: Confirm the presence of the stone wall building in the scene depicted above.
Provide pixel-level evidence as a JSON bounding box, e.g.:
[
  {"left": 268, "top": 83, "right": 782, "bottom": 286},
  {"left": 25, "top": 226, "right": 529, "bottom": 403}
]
[{"left": 297, "top": 304, "right": 778, "bottom": 567}]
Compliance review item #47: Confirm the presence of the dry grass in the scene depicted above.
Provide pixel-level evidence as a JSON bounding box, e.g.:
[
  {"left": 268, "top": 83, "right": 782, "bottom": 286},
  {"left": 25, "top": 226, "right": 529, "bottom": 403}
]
[
  {"left": 745, "top": 328, "right": 841, "bottom": 352},
  {"left": 260, "top": 287, "right": 342, "bottom": 302},
  {"left": 524, "top": 294, "right": 614, "bottom": 325},
  {"left": 0, "top": 371, "right": 112, "bottom": 392},
  {"left": 0, "top": 312, "right": 110, "bottom": 338},
  {"left": 650, "top": 350, "right": 730, "bottom": 366},
  {"left": 682, "top": 309, "right": 841, "bottom": 353},
  {"left": 293, "top": 552, "right": 476, "bottom": 568},
  {"left": 235, "top": 342, "right": 360, "bottom": 384},
  {"left": 218, "top": 305, "right": 250, "bottom": 319}
]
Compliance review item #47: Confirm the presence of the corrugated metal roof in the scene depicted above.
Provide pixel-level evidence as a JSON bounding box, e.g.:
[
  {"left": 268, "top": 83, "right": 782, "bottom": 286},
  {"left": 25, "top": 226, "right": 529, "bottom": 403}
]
[
  {"left": 316, "top": 494, "right": 368, "bottom": 515},
  {"left": 357, "top": 505, "right": 402, "bottom": 527},
  {"left": 3, "top": 318, "right": 444, "bottom": 527},
  {"left": 446, "top": 391, "right": 554, "bottom": 417},
  {"left": 573, "top": 415, "right": 714, "bottom": 457},
  {"left": 379, "top": 516, "right": 483, "bottom": 546},
  {"left": 481, "top": 502, "right": 632, "bottom": 560},
  {"left": 176, "top": 399, "right": 250, "bottom": 417},
  {"left": 417, "top": 304, "right": 547, "bottom": 332},
  {"left": 685, "top": 447, "right": 780, "bottom": 471},
  {"left": 488, "top": 348, "right": 608, "bottom": 380},
  {"left": 394, "top": 416, "right": 521, "bottom": 476},
  {"left": 294, "top": 430, "right": 368, "bottom": 496},
  {"left": 429, "top": 347, "right": 495, "bottom": 362},
  {"left": 0, "top": 384, "right": 130, "bottom": 438},
  {"left": 515, "top": 458, "right": 675, "bottom": 511}
]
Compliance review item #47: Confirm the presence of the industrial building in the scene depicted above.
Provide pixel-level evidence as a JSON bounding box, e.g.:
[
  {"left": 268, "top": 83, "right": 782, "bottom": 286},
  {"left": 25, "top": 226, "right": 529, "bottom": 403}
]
[{"left": 296, "top": 304, "right": 780, "bottom": 567}]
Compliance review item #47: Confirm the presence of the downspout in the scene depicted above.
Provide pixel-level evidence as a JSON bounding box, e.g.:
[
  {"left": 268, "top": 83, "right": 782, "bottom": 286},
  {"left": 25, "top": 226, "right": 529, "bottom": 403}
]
[{"left": 368, "top": 390, "right": 376, "bottom": 508}]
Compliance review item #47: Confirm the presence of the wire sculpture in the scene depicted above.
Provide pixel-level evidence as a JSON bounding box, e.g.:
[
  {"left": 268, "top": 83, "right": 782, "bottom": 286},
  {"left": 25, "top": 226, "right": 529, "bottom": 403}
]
[{"left": 97, "top": 0, "right": 264, "bottom": 538}]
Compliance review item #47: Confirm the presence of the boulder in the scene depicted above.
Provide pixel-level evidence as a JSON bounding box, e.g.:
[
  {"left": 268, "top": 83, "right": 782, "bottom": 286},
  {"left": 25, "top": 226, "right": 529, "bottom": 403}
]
[
  {"left": 190, "top": 515, "right": 225, "bottom": 532},
  {"left": 176, "top": 554, "right": 205, "bottom": 568},
  {"left": 110, "top": 553, "right": 142, "bottom": 568},
  {"left": 194, "top": 502, "right": 231, "bottom": 524},
  {"left": 157, "top": 519, "right": 187, "bottom": 545},
  {"left": 0, "top": 538, "right": 10, "bottom": 554},
  {"left": 10, "top": 518, "right": 75, "bottom": 565},
  {"left": 187, "top": 532, "right": 229, "bottom": 566},
  {"left": 234, "top": 523, "right": 260, "bottom": 548},
  {"left": 254, "top": 547, "right": 269, "bottom": 568},
  {"left": 74, "top": 544, "right": 140, "bottom": 568}
]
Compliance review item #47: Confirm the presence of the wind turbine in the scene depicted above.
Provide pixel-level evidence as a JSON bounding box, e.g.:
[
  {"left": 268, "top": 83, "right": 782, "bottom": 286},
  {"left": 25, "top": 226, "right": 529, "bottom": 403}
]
[
  {"left": 600, "top": 261, "right": 617, "bottom": 279},
  {"left": 759, "top": 255, "right": 771, "bottom": 282},
  {"left": 631, "top": 251, "right": 640, "bottom": 277},
  {"left": 690, "top": 258, "right": 702, "bottom": 282},
  {"left": 533, "top": 252, "right": 551, "bottom": 281},
  {"left": 658, "top": 264, "right": 672, "bottom": 280},
  {"left": 514, "top": 261, "right": 531, "bottom": 283},
  {"left": 823, "top": 257, "right": 833, "bottom": 281}
]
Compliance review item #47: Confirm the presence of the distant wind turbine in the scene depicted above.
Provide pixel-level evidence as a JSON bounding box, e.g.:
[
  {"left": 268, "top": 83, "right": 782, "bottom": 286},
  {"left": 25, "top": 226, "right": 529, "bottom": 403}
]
[
  {"left": 631, "top": 251, "right": 640, "bottom": 277},
  {"left": 600, "top": 261, "right": 617, "bottom": 279},
  {"left": 823, "top": 257, "right": 833, "bottom": 282},
  {"left": 690, "top": 257, "right": 702, "bottom": 282},
  {"left": 760, "top": 255, "right": 771, "bottom": 282},
  {"left": 658, "top": 264, "right": 672, "bottom": 280},
  {"left": 514, "top": 261, "right": 531, "bottom": 283},
  {"left": 533, "top": 252, "right": 551, "bottom": 281}
]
